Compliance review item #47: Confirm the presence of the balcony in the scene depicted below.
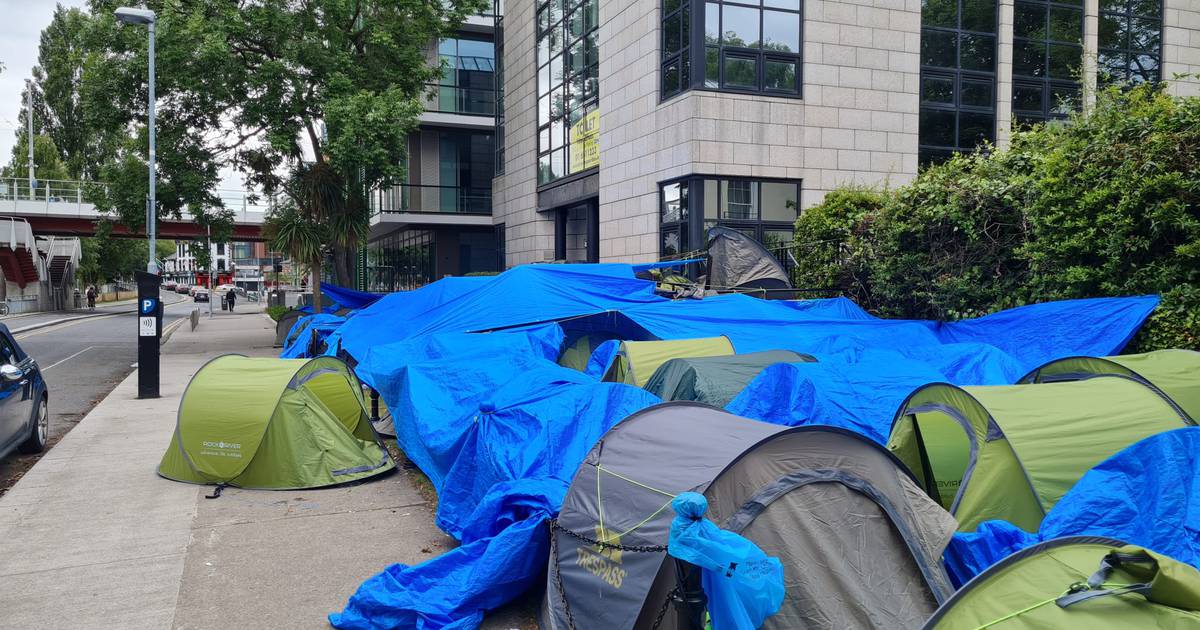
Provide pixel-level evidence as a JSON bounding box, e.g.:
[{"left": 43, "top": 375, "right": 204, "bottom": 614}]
[{"left": 370, "top": 184, "right": 491, "bottom": 216}]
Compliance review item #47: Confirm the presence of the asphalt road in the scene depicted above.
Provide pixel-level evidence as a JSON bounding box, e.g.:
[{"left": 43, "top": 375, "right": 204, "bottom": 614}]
[{"left": 0, "top": 290, "right": 198, "bottom": 494}]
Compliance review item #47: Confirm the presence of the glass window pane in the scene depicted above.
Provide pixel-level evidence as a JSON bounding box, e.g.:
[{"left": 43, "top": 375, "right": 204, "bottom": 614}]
[
  {"left": 921, "top": 29, "right": 957, "bottom": 68},
  {"left": 763, "top": 11, "right": 800, "bottom": 52},
  {"left": 550, "top": 148, "right": 565, "bottom": 180},
  {"left": 1098, "top": 50, "right": 1127, "bottom": 83},
  {"left": 1098, "top": 14, "right": 1124, "bottom": 49},
  {"left": 919, "top": 109, "right": 956, "bottom": 147},
  {"left": 551, "top": 119, "right": 564, "bottom": 149},
  {"left": 922, "top": 0, "right": 957, "bottom": 29},
  {"left": 723, "top": 53, "right": 757, "bottom": 89},
  {"left": 662, "top": 228, "right": 681, "bottom": 257},
  {"left": 1048, "top": 43, "right": 1081, "bottom": 79},
  {"left": 721, "top": 180, "right": 758, "bottom": 220},
  {"left": 538, "top": 152, "right": 552, "bottom": 184},
  {"left": 705, "top": 46, "right": 720, "bottom": 87},
  {"left": 764, "top": 58, "right": 798, "bottom": 91},
  {"left": 1013, "top": 39, "right": 1046, "bottom": 77},
  {"left": 764, "top": 0, "right": 800, "bottom": 9},
  {"left": 662, "top": 182, "right": 688, "bottom": 222},
  {"left": 681, "top": 55, "right": 691, "bottom": 89},
  {"left": 1012, "top": 83, "right": 1043, "bottom": 111},
  {"left": 1014, "top": 2, "right": 1046, "bottom": 40},
  {"left": 722, "top": 5, "right": 761, "bottom": 48},
  {"left": 1130, "top": 53, "right": 1159, "bottom": 83},
  {"left": 1130, "top": 17, "right": 1161, "bottom": 51},
  {"left": 1049, "top": 85, "right": 1080, "bottom": 114},
  {"left": 705, "top": 2, "right": 720, "bottom": 44},
  {"left": 762, "top": 229, "right": 793, "bottom": 252},
  {"left": 1099, "top": 0, "right": 1125, "bottom": 12},
  {"left": 550, "top": 54, "right": 564, "bottom": 86},
  {"left": 958, "top": 111, "right": 994, "bottom": 147},
  {"left": 538, "top": 94, "right": 551, "bottom": 124},
  {"left": 663, "top": 61, "right": 681, "bottom": 95},
  {"left": 704, "top": 179, "right": 719, "bottom": 219},
  {"left": 664, "top": 0, "right": 682, "bottom": 13},
  {"left": 1131, "top": 0, "right": 1161, "bottom": 18},
  {"left": 961, "top": 0, "right": 996, "bottom": 33},
  {"left": 1049, "top": 7, "right": 1083, "bottom": 44},
  {"left": 960, "top": 34, "right": 996, "bottom": 71},
  {"left": 922, "top": 75, "right": 955, "bottom": 103},
  {"left": 539, "top": 126, "right": 550, "bottom": 148},
  {"left": 568, "top": 40, "right": 586, "bottom": 74},
  {"left": 664, "top": 13, "right": 682, "bottom": 56},
  {"left": 960, "top": 78, "right": 992, "bottom": 107},
  {"left": 760, "top": 183, "right": 797, "bottom": 221}
]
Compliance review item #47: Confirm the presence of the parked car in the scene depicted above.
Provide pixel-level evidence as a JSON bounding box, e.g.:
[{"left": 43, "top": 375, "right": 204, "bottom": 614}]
[
  {"left": 164, "top": 281, "right": 178, "bottom": 290},
  {"left": 0, "top": 324, "right": 48, "bottom": 461},
  {"left": 176, "top": 285, "right": 191, "bottom": 294},
  {"left": 189, "top": 286, "right": 201, "bottom": 297},
  {"left": 194, "top": 289, "right": 210, "bottom": 303}
]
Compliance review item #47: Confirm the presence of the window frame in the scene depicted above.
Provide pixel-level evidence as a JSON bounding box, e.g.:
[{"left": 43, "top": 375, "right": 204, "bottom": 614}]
[
  {"left": 536, "top": 0, "right": 600, "bottom": 187},
  {"left": 1010, "top": 0, "right": 1083, "bottom": 124},
  {"left": 658, "top": 175, "right": 800, "bottom": 262},
  {"left": 1097, "top": 0, "right": 1163, "bottom": 86}
]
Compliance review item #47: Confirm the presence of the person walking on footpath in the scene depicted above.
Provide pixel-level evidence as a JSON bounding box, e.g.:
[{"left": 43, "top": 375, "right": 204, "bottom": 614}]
[
  {"left": 225, "top": 287, "right": 236, "bottom": 313},
  {"left": 86, "top": 285, "right": 97, "bottom": 311}
]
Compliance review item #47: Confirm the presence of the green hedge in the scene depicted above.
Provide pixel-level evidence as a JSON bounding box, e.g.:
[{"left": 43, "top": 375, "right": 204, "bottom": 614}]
[{"left": 793, "top": 83, "right": 1200, "bottom": 350}]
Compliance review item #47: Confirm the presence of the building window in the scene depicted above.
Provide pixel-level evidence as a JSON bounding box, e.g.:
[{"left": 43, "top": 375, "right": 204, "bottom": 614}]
[
  {"left": 661, "top": 0, "right": 692, "bottom": 99},
  {"left": 494, "top": 0, "right": 506, "bottom": 174},
  {"left": 536, "top": 0, "right": 599, "bottom": 185},
  {"left": 437, "top": 37, "right": 496, "bottom": 115},
  {"left": 659, "top": 176, "right": 798, "bottom": 261},
  {"left": 691, "top": 0, "right": 802, "bottom": 98},
  {"left": 1098, "top": 0, "right": 1161, "bottom": 85},
  {"left": 919, "top": 0, "right": 998, "bottom": 165},
  {"left": 365, "top": 229, "right": 435, "bottom": 292},
  {"left": 1012, "top": 0, "right": 1082, "bottom": 124}
]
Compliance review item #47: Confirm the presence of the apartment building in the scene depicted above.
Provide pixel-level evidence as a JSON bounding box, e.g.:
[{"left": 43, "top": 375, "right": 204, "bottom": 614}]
[
  {"left": 484, "top": 0, "right": 1200, "bottom": 267},
  {"left": 363, "top": 14, "right": 505, "bottom": 291}
]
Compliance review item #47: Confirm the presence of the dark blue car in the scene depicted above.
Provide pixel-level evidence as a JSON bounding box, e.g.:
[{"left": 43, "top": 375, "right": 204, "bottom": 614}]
[{"left": 0, "top": 324, "right": 48, "bottom": 460}]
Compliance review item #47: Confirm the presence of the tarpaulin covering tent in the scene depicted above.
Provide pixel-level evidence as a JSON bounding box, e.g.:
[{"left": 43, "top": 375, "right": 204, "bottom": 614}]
[
  {"left": 887, "top": 376, "right": 1193, "bottom": 531},
  {"left": 545, "top": 404, "right": 957, "bottom": 630},
  {"left": 321, "top": 284, "right": 383, "bottom": 310},
  {"left": 945, "top": 427, "right": 1200, "bottom": 585},
  {"left": 1020, "top": 349, "right": 1200, "bottom": 421},
  {"left": 602, "top": 336, "right": 735, "bottom": 387},
  {"left": 158, "top": 355, "right": 393, "bottom": 490},
  {"left": 925, "top": 537, "right": 1200, "bottom": 629},
  {"left": 280, "top": 313, "right": 347, "bottom": 359},
  {"left": 644, "top": 349, "right": 815, "bottom": 407},
  {"left": 704, "top": 226, "right": 791, "bottom": 296}
]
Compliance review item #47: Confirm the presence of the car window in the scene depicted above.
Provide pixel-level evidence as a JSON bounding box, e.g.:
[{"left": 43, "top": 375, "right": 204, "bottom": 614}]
[{"left": 0, "top": 336, "right": 19, "bottom": 366}]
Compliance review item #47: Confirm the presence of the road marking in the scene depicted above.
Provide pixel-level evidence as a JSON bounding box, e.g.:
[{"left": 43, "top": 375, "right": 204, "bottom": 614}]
[{"left": 41, "top": 346, "right": 96, "bottom": 372}]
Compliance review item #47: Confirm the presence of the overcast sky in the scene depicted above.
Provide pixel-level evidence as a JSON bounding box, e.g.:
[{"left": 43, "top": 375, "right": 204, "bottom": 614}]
[{"left": 0, "top": 0, "right": 246, "bottom": 192}]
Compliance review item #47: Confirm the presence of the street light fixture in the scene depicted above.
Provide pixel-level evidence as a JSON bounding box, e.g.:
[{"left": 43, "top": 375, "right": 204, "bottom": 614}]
[{"left": 115, "top": 6, "right": 158, "bottom": 274}]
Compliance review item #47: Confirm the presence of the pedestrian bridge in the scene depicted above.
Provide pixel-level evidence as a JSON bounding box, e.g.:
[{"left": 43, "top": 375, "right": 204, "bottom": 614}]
[{"left": 0, "top": 178, "right": 267, "bottom": 241}]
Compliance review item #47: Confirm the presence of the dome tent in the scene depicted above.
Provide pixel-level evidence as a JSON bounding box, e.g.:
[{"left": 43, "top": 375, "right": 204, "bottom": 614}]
[
  {"left": 158, "top": 355, "right": 394, "bottom": 490},
  {"left": 887, "top": 376, "right": 1193, "bottom": 532},
  {"left": 643, "top": 349, "right": 816, "bottom": 407},
  {"left": 601, "top": 336, "right": 735, "bottom": 387},
  {"left": 924, "top": 537, "right": 1200, "bottom": 629},
  {"left": 1019, "top": 349, "right": 1200, "bottom": 421},
  {"left": 544, "top": 403, "right": 957, "bottom": 630}
]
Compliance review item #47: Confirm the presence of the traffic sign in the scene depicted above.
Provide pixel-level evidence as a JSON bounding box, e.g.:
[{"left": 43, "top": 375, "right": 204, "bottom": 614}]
[{"left": 140, "top": 297, "right": 158, "bottom": 315}]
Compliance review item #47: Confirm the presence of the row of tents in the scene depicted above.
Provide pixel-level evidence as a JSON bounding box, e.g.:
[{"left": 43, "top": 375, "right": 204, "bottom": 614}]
[{"left": 153, "top": 262, "right": 1200, "bottom": 629}]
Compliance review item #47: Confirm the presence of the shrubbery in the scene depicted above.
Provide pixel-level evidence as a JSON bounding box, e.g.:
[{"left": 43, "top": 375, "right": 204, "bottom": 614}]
[{"left": 793, "top": 83, "right": 1200, "bottom": 350}]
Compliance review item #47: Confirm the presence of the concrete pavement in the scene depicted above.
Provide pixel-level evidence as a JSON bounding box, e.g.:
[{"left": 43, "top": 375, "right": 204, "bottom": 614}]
[{"left": 0, "top": 304, "right": 535, "bottom": 629}]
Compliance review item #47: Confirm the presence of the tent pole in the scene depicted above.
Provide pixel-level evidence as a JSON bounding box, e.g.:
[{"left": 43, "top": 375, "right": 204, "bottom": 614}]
[{"left": 909, "top": 415, "right": 942, "bottom": 507}]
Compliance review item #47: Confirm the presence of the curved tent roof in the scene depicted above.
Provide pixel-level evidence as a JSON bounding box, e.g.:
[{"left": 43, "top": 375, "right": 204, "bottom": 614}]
[
  {"left": 887, "top": 376, "right": 1193, "bottom": 531},
  {"left": 601, "top": 336, "right": 735, "bottom": 387},
  {"left": 545, "top": 403, "right": 956, "bottom": 630},
  {"left": 925, "top": 537, "right": 1200, "bottom": 629},
  {"left": 643, "top": 349, "right": 816, "bottom": 407},
  {"left": 705, "top": 225, "right": 792, "bottom": 296},
  {"left": 1020, "top": 349, "right": 1200, "bottom": 421},
  {"left": 158, "top": 355, "right": 393, "bottom": 490}
]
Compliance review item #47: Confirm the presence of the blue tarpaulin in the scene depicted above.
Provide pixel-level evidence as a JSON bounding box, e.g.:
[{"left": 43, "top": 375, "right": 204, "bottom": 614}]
[
  {"left": 323, "top": 263, "right": 1161, "bottom": 630},
  {"left": 280, "top": 313, "right": 347, "bottom": 359},
  {"left": 945, "top": 427, "right": 1200, "bottom": 585},
  {"left": 322, "top": 284, "right": 384, "bottom": 309},
  {"left": 668, "top": 492, "right": 785, "bottom": 630}
]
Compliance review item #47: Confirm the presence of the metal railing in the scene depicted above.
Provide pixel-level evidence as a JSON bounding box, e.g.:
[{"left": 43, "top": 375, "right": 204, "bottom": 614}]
[
  {"left": 0, "top": 177, "right": 269, "bottom": 221},
  {"left": 370, "top": 183, "right": 492, "bottom": 216},
  {"left": 425, "top": 83, "right": 496, "bottom": 116}
]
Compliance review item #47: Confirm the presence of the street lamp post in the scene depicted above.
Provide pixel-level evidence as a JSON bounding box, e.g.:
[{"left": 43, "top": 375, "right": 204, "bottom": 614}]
[{"left": 115, "top": 6, "right": 157, "bottom": 275}]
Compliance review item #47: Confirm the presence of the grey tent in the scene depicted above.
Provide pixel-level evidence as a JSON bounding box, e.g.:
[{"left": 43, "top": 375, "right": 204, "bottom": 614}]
[
  {"left": 274, "top": 309, "right": 304, "bottom": 348},
  {"left": 643, "top": 350, "right": 816, "bottom": 407},
  {"left": 705, "top": 226, "right": 792, "bottom": 297},
  {"left": 543, "top": 403, "right": 957, "bottom": 630}
]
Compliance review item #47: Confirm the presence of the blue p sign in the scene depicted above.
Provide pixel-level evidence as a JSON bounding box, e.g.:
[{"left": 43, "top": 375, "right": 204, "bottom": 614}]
[{"left": 140, "top": 298, "right": 157, "bottom": 315}]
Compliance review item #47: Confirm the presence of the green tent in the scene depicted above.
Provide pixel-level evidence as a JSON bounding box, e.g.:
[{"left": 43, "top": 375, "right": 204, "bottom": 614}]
[
  {"left": 158, "top": 355, "right": 394, "bottom": 490},
  {"left": 887, "top": 376, "right": 1192, "bottom": 531},
  {"left": 602, "top": 336, "right": 735, "bottom": 387},
  {"left": 643, "top": 349, "right": 816, "bottom": 407},
  {"left": 925, "top": 537, "right": 1200, "bottom": 629},
  {"left": 1020, "top": 349, "right": 1200, "bottom": 422}
]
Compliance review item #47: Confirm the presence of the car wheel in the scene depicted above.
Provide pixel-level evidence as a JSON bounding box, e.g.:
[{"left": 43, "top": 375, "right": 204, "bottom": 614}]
[{"left": 18, "top": 397, "right": 48, "bottom": 454}]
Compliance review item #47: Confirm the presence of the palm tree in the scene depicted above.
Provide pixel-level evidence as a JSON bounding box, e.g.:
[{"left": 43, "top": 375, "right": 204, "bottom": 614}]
[{"left": 263, "top": 163, "right": 345, "bottom": 312}]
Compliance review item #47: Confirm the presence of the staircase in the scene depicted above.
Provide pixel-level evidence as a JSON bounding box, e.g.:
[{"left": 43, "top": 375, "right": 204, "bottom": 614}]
[{"left": 0, "top": 219, "right": 39, "bottom": 288}]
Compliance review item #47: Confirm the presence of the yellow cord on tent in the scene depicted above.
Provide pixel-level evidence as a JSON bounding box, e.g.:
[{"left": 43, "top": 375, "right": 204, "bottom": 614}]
[
  {"left": 968, "top": 583, "right": 1140, "bottom": 629},
  {"left": 594, "top": 464, "right": 679, "bottom": 546}
]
